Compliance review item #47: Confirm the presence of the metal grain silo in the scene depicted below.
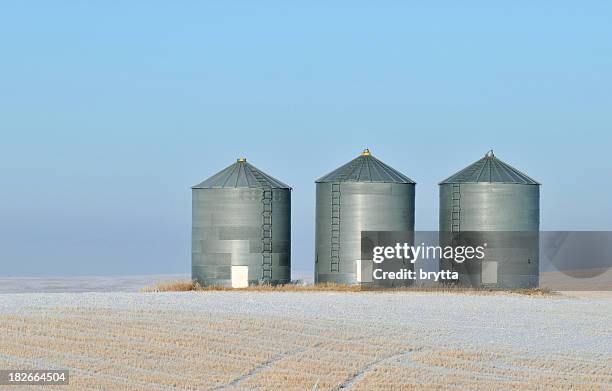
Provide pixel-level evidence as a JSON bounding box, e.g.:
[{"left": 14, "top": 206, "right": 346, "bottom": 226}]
[
  {"left": 439, "top": 150, "right": 540, "bottom": 288},
  {"left": 192, "top": 158, "right": 291, "bottom": 287},
  {"left": 315, "top": 149, "right": 416, "bottom": 284}
]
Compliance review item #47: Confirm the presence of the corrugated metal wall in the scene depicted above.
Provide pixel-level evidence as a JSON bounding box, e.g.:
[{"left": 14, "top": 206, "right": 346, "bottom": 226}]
[
  {"left": 439, "top": 183, "right": 540, "bottom": 288},
  {"left": 192, "top": 188, "right": 291, "bottom": 286},
  {"left": 315, "top": 182, "right": 415, "bottom": 284}
]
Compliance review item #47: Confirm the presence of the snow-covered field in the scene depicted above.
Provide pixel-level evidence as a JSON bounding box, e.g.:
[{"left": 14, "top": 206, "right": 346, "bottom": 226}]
[
  {"left": 0, "top": 274, "right": 189, "bottom": 294},
  {"left": 0, "top": 291, "right": 610, "bottom": 390}
]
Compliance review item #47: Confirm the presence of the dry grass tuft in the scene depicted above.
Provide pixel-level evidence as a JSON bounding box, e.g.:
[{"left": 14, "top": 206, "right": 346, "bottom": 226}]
[
  {"left": 512, "top": 286, "right": 555, "bottom": 296},
  {"left": 142, "top": 280, "right": 556, "bottom": 296},
  {"left": 140, "top": 280, "right": 201, "bottom": 292}
]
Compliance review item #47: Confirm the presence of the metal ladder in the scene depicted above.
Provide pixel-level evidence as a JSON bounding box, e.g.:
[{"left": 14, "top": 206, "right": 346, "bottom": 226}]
[
  {"left": 330, "top": 182, "right": 341, "bottom": 272},
  {"left": 251, "top": 170, "right": 273, "bottom": 281},
  {"left": 451, "top": 184, "right": 461, "bottom": 233},
  {"left": 327, "top": 156, "right": 366, "bottom": 274},
  {"left": 450, "top": 184, "right": 461, "bottom": 274}
]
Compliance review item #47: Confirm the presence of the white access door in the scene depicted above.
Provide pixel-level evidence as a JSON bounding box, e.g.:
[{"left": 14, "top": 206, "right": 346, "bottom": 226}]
[
  {"left": 356, "top": 259, "right": 372, "bottom": 283},
  {"left": 481, "top": 261, "right": 498, "bottom": 284},
  {"left": 231, "top": 266, "right": 249, "bottom": 288}
]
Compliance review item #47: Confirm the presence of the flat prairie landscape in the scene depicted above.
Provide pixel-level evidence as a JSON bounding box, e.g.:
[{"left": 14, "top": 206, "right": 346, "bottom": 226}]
[{"left": 0, "top": 291, "right": 610, "bottom": 390}]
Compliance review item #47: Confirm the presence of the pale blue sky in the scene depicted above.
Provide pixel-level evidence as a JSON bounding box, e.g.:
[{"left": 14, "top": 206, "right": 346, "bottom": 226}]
[{"left": 1, "top": 2, "right": 611, "bottom": 276}]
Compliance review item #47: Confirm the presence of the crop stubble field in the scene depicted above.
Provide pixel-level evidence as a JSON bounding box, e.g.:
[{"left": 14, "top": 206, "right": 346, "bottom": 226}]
[{"left": 0, "top": 292, "right": 610, "bottom": 390}]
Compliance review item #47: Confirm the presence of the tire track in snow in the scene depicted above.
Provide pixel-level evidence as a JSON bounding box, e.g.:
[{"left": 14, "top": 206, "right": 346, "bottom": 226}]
[
  {"left": 338, "top": 351, "right": 414, "bottom": 389},
  {"left": 213, "top": 347, "right": 308, "bottom": 390}
]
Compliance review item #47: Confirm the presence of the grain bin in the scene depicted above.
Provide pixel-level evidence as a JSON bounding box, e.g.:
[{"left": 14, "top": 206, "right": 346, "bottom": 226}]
[
  {"left": 439, "top": 150, "right": 540, "bottom": 288},
  {"left": 315, "top": 149, "right": 416, "bottom": 284},
  {"left": 192, "top": 158, "right": 291, "bottom": 287}
]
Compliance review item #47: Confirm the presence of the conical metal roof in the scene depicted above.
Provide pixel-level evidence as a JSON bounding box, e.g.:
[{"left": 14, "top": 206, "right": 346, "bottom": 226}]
[
  {"left": 316, "top": 149, "right": 415, "bottom": 184},
  {"left": 192, "top": 158, "right": 291, "bottom": 189},
  {"left": 440, "top": 150, "right": 540, "bottom": 185}
]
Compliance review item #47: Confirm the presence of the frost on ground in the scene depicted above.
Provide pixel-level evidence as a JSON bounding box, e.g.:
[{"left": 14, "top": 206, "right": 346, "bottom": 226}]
[
  {"left": 0, "top": 292, "right": 610, "bottom": 390},
  {"left": 0, "top": 274, "right": 188, "bottom": 294}
]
